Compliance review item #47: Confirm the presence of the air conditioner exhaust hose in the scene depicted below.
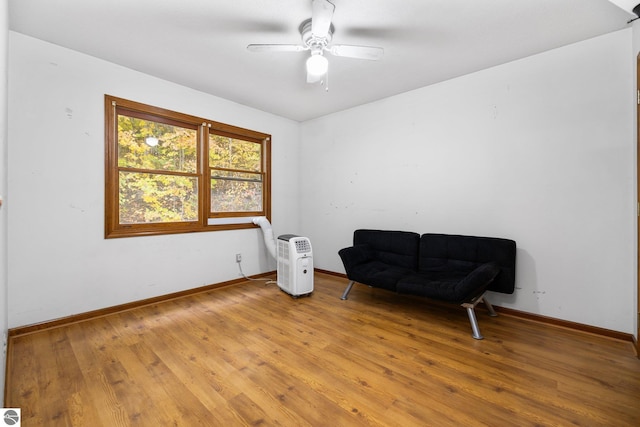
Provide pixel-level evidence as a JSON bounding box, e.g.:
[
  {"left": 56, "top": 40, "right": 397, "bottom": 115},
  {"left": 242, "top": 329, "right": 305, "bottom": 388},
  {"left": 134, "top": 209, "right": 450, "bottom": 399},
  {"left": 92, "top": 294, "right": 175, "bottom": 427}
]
[{"left": 252, "top": 216, "right": 277, "bottom": 259}]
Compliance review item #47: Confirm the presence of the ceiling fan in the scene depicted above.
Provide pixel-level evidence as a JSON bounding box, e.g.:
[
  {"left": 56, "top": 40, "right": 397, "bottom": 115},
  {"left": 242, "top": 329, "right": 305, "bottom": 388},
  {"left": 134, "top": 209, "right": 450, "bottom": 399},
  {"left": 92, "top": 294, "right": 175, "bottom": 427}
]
[{"left": 247, "top": 0, "right": 384, "bottom": 86}]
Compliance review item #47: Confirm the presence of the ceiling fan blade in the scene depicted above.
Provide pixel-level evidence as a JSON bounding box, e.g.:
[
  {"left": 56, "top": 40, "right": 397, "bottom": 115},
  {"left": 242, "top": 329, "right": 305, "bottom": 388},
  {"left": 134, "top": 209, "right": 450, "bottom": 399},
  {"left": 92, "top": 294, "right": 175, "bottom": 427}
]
[
  {"left": 328, "top": 45, "right": 384, "bottom": 60},
  {"left": 311, "top": 0, "right": 335, "bottom": 38},
  {"left": 247, "top": 44, "right": 307, "bottom": 53}
]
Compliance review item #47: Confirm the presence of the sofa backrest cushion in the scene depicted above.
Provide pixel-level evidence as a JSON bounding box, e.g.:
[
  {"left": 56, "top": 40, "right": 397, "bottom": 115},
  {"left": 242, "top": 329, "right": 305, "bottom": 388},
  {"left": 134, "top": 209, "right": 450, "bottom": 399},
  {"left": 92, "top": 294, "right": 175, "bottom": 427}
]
[
  {"left": 419, "top": 233, "right": 516, "bottom": 294},
  {"left": 353, "top": 229, "right": 420, "bottom": 270}
]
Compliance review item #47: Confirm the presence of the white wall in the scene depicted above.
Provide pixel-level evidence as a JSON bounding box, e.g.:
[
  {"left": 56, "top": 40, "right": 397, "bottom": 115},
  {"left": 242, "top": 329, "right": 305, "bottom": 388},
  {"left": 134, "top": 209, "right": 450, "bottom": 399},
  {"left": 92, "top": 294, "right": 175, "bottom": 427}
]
[
  {"left": 300, "top": 29, "right": 636, "bottom": 334},
  {"left": 7, "top": 32, "right": 300, "bottom": 329},
  {"left": 0, "top": 0, "right": 8, "bottom": 404},
  {"left": 631, "top": 9, "right": 640, "bottom": 343}
]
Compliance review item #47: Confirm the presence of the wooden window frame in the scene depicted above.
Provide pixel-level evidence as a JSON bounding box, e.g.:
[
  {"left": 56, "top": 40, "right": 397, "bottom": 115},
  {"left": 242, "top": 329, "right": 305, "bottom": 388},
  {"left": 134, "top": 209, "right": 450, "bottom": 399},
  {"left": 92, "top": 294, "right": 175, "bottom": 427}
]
[{"left": 105, "top": 95, "right": 271, "bottom": 238}]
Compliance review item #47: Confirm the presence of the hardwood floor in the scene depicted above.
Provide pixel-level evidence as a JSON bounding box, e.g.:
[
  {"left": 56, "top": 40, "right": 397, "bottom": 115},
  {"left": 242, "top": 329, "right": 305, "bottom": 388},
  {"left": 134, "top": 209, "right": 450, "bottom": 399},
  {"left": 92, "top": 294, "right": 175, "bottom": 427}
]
[{"left": 5, "top": 272, "right": 640, "bottom": 426}]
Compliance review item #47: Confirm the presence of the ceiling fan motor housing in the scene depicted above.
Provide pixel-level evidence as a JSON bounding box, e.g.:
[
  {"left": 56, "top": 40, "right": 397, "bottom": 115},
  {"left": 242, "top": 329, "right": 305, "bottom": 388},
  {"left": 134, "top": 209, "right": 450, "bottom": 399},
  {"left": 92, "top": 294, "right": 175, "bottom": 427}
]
[{"left": 300, "top": 18, "right": 333, "bottom": 52}]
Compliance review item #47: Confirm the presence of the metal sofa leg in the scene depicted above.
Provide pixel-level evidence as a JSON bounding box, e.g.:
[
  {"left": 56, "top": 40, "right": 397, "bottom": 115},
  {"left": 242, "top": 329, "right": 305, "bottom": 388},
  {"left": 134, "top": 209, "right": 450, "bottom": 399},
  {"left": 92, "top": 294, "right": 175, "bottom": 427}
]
[
  {"left": 461, "top": 293, "right": 499, "bottom": 339},
  {"left": 462, "top": 291, "right": 496, "bottom": 340},
  {"left": 340, "top": 281, "right": 355, "bottom": 300},
  {"left": 464, "top": 305, "right": 484, "bottom": 340},
  {"left": 483, "top": 295, "right": 498, "bottom": 317}
]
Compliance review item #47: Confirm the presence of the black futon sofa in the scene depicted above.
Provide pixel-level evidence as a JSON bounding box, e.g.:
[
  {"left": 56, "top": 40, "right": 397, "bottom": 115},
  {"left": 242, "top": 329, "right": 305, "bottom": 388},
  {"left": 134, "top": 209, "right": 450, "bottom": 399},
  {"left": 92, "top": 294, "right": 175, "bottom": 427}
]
[{"left": 338, "top": 230, "right": 516, "bottom": 339}]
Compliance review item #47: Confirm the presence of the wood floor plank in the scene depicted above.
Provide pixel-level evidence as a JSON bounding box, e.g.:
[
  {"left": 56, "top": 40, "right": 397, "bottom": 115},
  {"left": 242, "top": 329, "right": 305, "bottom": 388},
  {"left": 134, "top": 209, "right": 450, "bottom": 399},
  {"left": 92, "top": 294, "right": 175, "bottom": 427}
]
[
  {"left": 110, "top": 304, "right": 244, "bottom": 426},
  {"left": 231, "top": 294, "right": 452, "bottom": 425},
  {"left": 5, "top": 272, "right": 640, "bottom": 426},
  {"left": 8, "top": 334, "right": 45, "bottom": 425},
  {"left": 239, "top": 329, "right": 392, "bottom": 426},
  {"left": 175, "top": 289, "right": 371, "bottom": 425},
  {"left": 136, "top": 302, "right": 279, "bottom": 425},
  {"left": 65, "top": 316, "right": 177, "bottom": 426}
]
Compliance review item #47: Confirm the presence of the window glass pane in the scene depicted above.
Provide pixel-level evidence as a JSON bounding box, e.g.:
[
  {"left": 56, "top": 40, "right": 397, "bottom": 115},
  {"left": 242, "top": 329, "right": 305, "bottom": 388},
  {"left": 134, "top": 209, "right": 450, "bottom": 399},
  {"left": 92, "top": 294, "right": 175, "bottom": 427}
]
[
  {"left": 210, "top": 178, "right": 263, "bottom": 213},
  {"left": 118, "top": 115, "right": 197, "bottom": 173},
  {"left": 119, "top": 171, "right": 198, "bottom": 223},
  {"left": 209, "top": 134, "right": 261, "bottom": 172}
]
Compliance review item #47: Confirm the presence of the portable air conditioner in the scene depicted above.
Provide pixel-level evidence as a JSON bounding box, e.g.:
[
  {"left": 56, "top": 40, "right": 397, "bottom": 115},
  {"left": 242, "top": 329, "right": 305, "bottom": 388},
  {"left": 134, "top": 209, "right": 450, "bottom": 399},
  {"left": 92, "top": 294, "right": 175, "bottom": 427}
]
[{"left": 277, "top": 234, "right": 313, "bottom": 297}]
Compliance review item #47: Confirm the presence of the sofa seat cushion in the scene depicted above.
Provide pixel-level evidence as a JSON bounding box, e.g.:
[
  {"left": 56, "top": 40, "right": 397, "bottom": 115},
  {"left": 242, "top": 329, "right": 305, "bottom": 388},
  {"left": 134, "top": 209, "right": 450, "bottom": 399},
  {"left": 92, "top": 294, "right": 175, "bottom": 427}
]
[
  {"left": 396, "top": 262, "right": 501, "bottom": 303},
  {"left": 347, "top": 261, "right": 413, "bottom": 292}
]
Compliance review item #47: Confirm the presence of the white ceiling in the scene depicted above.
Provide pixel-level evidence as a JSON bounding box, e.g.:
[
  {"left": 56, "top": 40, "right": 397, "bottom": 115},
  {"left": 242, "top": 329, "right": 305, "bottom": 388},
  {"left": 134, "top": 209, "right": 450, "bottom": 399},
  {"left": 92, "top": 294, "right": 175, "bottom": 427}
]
[{"left": 8, "top": 0, "right": 635, "bottom": 122}]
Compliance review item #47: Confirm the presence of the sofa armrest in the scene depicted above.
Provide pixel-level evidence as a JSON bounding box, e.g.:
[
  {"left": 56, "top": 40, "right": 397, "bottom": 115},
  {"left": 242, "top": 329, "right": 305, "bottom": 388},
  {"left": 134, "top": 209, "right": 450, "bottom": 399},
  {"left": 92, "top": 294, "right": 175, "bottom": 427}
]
[
  {"left": 453, "top": 262, "right": 501, "bottom": 302},
  {"left": 338, "top": 244, "right": 374, "bottom": 274}
]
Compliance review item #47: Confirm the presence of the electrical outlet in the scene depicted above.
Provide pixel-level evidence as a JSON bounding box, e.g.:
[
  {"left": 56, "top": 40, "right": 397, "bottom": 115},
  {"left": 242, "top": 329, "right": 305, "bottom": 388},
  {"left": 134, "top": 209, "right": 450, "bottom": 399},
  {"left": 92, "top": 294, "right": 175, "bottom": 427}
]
[{"left": 236, "top": 253, "right": 242, "bottom": 263}]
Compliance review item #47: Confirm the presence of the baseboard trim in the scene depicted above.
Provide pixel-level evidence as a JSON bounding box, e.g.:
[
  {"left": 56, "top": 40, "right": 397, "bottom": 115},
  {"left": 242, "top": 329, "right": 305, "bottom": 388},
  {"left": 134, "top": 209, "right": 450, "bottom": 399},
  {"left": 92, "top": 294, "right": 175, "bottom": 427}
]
[
  {"left": 493, "top": 306, "right": 634, "bottom": 343},
  {"left": 8, "top": 271, "right": 276, "bottom": 338},
  {"left": 314, "top": 268, "right": 347, "bottom": 278},
  {"left": 315, "top": 269, "right": 634, "bottom": 344}
]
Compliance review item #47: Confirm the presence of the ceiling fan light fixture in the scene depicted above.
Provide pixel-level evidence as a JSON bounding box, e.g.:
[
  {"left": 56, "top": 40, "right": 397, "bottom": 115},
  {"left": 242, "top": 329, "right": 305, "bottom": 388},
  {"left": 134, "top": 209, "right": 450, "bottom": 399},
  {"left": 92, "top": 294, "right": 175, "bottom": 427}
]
[
  {"left": 247, "top": 0, "right": 382, "bottom": 84},
  {"left": 306, "top": 53, "right": 328, "bottom": 76}
]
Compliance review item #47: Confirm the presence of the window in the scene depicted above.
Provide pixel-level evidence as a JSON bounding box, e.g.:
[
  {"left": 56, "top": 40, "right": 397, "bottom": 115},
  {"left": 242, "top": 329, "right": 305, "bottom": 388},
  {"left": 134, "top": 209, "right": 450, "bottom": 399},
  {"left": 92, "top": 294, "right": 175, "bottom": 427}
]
[
  {"left": 105, "top": 95, "right": 271, "bottom": 238},
  {"left": 209, "top": 133, "right": 264, "bottom": 216}
]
